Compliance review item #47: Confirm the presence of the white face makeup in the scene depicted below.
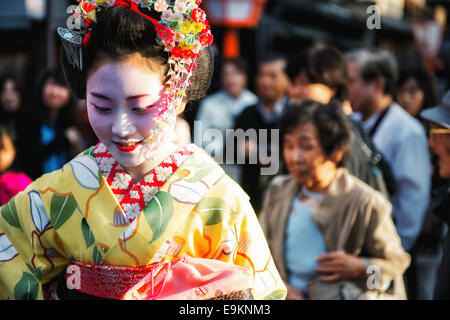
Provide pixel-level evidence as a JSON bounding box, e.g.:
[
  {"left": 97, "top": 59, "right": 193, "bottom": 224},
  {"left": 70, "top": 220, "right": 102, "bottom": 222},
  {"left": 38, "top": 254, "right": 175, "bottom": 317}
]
[{"left": 86, "top": 56, "right": 177, "bottom": 181}]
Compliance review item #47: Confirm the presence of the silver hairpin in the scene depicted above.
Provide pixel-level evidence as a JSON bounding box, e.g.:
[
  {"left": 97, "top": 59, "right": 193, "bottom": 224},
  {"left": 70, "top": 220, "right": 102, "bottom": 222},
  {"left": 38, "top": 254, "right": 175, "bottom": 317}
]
[{"left": 57, "top": 27, "right": 84, "bottom": 71}]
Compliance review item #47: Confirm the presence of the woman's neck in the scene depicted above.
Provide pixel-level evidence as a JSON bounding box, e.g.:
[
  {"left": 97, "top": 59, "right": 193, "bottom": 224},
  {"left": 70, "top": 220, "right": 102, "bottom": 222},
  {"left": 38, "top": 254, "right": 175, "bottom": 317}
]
[
  {"left": 124, "top": 141, "right": 178, "bottom": 184},
  {"left": 304, "top": 165, "right": 338, "bottom": 194}
]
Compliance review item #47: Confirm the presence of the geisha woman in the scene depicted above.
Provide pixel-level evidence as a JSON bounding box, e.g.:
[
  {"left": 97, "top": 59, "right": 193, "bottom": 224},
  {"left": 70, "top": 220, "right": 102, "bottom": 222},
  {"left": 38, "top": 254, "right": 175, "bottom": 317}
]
[{"left": 0, "top": 0, "right": 286, "bottom": 300}]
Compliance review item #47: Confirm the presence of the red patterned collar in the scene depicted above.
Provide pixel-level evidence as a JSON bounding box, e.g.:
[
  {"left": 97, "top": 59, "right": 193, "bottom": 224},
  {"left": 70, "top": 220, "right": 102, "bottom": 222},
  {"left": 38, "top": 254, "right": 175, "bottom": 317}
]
[{"left": 93, "top": 142, "right": 193, "bottom": 223}]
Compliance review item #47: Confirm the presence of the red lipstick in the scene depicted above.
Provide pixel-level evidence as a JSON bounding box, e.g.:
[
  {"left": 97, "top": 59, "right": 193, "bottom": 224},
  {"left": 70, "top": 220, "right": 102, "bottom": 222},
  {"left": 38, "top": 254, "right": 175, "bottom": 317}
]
[{"left": 114, "top": 142, "right": 141, "bottom": 152}]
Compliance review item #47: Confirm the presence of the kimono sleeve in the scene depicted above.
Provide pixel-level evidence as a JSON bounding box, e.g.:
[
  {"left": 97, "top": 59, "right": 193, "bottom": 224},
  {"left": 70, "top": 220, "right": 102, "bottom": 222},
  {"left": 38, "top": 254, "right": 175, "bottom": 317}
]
[
  {"left": 231, "top": 199, "right": 287, "bottom": 300},
  {"left": 0, "top": 187, "right": 70, "bottom": 300},
  {"left": 203, "top": 177, "right": 287, "bottom": 300}
]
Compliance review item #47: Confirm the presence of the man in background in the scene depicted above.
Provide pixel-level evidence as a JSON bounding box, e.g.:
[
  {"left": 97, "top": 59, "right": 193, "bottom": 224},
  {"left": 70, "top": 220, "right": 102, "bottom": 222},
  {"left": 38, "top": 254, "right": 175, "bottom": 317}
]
[
  {"left": 196, "top": 57, "right": 257, "bottom": 183},
  {"left": 346, "top": 49, "right": 431, "bottom": 253},
  {"left": 234, "top": 54, "right": 290, "bottom": 213}
]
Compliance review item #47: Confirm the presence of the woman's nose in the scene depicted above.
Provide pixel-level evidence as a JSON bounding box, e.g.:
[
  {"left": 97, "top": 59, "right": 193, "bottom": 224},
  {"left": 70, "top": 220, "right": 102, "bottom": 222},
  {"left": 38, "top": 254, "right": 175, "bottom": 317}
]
[{"left": 112, "top": 111, "right": 136, "bottom": 138}]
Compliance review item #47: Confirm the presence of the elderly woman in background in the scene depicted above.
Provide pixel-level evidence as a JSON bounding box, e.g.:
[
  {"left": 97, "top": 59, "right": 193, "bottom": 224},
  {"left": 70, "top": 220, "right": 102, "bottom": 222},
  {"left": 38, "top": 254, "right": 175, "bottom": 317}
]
[{"left": 259, "top": 99, "right": 410, "bottom": 300}]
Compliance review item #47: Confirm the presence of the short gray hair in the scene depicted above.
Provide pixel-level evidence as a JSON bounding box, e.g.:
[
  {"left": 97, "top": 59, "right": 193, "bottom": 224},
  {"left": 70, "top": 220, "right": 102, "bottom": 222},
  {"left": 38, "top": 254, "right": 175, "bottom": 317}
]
[{"left": 345, "top": 48, "right": 398, "bottom": 96}]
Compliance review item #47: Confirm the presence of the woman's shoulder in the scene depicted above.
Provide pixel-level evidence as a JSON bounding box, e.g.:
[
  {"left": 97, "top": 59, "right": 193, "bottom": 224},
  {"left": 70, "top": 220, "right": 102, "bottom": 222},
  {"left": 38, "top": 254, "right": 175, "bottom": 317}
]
[
  {"left": 268, "top": 174, "right": 296, "bottom": 190},
  {"left": 22, "top": 146, "right": 97, "bottom": 189},
  {"left": 343, "top": 170, "right": 392, "bottom": 213}
]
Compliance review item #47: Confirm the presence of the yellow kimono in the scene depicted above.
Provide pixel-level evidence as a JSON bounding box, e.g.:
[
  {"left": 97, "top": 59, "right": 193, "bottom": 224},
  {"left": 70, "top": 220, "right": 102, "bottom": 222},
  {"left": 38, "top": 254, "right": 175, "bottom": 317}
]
[{"left": 0, "top": 144, "right": 286, "bottom": 300}]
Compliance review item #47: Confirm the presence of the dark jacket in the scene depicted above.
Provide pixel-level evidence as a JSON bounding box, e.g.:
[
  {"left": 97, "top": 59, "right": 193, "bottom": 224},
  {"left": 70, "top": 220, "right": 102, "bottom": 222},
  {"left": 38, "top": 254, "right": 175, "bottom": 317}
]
[
  {"left": 15, "top": 110, "right": 72, "bottom": 180},
  {"left": 433, "top": 190, "right": 450, "bottom": 300}
]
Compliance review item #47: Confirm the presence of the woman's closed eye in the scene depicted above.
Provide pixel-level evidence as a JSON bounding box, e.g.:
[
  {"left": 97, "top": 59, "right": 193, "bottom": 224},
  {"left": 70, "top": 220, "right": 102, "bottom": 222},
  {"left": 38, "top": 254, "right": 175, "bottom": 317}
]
[
  {"left": 93, "top": 104, "right": 111, "bottom": 113},
  {"left": 132, "top": 105, "right": 155, "bottom": 113}
]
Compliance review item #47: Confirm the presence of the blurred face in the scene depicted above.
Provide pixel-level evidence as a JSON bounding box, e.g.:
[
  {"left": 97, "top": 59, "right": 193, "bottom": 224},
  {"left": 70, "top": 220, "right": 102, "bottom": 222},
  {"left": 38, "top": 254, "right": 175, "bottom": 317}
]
[
  {"left": 0, "top": 132, "right": 15, "bottom": 173},
  {"left": 396, "top": 78, "right": 424, "bottom": 117},
  {"left": 42, "top": 78, "right": 71, "bottom": 110},
  {"left": 221, "top": 62, "right": 246, "bottom": 99},
  {"left": 346, "top": 61, "right": 376, "bottom": 115},
  {"left": 86, "top": 55, "right": 170, "bottom": 175},
  {"left": 429, "top": 125, "right": 450, "bottom": 178},
  {"left": 287, "top": 73, "right": 310, "bottom": 102},
  {"left": 287, "top": 73, "right": 334, "bottom": 104},
  {"left": 283, "top": 122, "right": 338, "bottom": 187},
  {"left": 1, "top": 79, "right": 21, "bottom": 112},
  {"left": 256, "top": 59, "right": 289, "bottom": 104}
]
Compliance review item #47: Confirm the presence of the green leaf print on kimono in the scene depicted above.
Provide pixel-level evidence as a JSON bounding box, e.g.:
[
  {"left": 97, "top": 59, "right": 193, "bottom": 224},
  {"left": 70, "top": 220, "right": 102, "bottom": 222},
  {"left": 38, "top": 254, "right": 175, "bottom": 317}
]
[
  {"left": 82, "top": 146, "right": 95, "bottom": 158},
  {"left": 195, "top": 198, "right": 238, "bottom": 226},
  {"left": 93, "top": 246, "right": 102, "bottom": 265},
  {"left": 14, "top": 272, "right": 39, "bottom": 300},
  {"left": 1, "top": 198, "right": 21, "bottom": 230},
  {"left": 25, "top": 263, "right": 42, "bottom": 281},
  {"left": 143, "top": 191, "right": 174, "bottom": 244},
  {"left": 81, "top": 218, "right": 95, "bottom": 248},
  {"left": 49, "top": 194, "right": 78, "bottom": 230}
]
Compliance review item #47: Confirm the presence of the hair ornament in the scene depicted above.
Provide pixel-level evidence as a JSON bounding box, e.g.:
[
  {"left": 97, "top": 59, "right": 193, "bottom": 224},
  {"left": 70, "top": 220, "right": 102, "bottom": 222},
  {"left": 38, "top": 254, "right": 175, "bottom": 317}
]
[
  {"left": 59, "top": 0, "right": 212, "bottom": 108},
  {"left": 58, "top": 0, "right": 212, "bottom": 160}
]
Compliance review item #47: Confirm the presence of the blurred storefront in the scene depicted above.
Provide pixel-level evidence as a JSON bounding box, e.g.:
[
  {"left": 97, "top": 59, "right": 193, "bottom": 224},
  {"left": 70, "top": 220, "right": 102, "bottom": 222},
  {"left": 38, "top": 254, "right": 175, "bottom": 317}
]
[
  {"left": 207, "top": 0, "right": 450, "bottom": 95},
  {"left": 1, "top": 0, "right": 449, "bottom": 100}
]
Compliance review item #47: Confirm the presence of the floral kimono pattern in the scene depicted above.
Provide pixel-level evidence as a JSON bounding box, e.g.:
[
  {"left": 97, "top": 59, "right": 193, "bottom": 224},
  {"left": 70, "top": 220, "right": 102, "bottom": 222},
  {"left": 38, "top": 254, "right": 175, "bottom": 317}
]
[{"left": 0, "top": 144, "right": 286, "bottom": 300}]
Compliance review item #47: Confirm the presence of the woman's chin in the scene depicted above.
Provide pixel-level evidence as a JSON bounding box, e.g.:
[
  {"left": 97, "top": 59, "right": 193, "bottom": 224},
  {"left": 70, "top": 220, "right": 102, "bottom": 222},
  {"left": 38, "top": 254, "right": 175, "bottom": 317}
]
[{"left": 291, "top": 173, "right": 309, "bottom": 184}]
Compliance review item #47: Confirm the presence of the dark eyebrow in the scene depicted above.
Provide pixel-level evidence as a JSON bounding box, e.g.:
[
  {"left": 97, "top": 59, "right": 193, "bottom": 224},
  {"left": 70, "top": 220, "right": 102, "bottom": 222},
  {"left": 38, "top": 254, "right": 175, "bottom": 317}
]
[
  {"left": 90, "top": 93, "right": 151, "bottom": 101},
  {"left": 90, "top": 92, "right": 111, "bottom": 101},
  {"left": 126, "top": 94, "right": 150, "bottom": 101},
  {"left": 284, "top": 134, "right": 313, "bottom": 141}
]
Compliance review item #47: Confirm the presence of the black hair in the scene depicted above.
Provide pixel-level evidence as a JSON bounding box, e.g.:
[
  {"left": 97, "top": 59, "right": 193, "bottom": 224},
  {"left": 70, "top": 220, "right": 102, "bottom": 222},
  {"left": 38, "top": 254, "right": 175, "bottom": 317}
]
[
  {"left": 35, "top": 68, "right": 77, "bottom": 129},
  {"left": 258, "top": 53, "right": 287, "bottom": 72},
  {"left": 0, "top": 74, "right": 24, "bottom": 112},
  {"left": 346, "top": 49, "right": 397, "bottom": 96},
  {"left": 0, "top": 122, "right": 13, "bottom": 143},
  {"left": 61, "top": 6, "right": 213, "bottom": 102},
  {"left": 287, "top": 45, "right": 348, "bottom": 102},
  {"left": 397, "top": 67, "right": 438, "bottom": 112},
  {"left": 278, "top": 99, "right": 352, "bottom": 167},
  {"left": 221, "top": 56, "right": 248, "bottom": 75}
]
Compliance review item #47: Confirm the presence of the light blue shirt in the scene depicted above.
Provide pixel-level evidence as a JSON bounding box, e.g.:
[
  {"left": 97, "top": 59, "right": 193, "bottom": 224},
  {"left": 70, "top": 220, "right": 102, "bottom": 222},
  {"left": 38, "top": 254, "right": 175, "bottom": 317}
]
[
  {"left": 41, "top": 125, "right": 67, "bottom": 174},
  {"left": 196, "top": 89, "right": 258, "bottom": 150},
  {"left": 353, "top": 103, "right": 431, "bottom": 251},
  {"left": 195, "top": 90, "right": 258, "bottom": 183},
  {"left": 285, "top": 191, "right": 326, "bottom": 292}
]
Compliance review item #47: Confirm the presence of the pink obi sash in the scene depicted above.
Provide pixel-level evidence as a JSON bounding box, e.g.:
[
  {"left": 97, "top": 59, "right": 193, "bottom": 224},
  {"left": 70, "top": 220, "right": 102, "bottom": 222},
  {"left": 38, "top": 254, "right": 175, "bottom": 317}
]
[{"left": 65, "top": 255, "right": 254, "bottom": 300}]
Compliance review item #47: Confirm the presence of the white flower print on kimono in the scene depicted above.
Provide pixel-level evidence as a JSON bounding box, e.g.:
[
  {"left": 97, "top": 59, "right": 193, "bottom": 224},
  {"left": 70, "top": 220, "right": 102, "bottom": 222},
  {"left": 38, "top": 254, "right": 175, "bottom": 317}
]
[
  {"left": 140, "top": 185, "right": 159, "bottom": 203},
  {"left": 123, "top": 203, "right": 141, "bottom": 221},
  {"left": 155, "top": 166, "right": 173, "bottom": 182},
  {"left": 111, "top": 172, "right": 132, "bottom": 190}
]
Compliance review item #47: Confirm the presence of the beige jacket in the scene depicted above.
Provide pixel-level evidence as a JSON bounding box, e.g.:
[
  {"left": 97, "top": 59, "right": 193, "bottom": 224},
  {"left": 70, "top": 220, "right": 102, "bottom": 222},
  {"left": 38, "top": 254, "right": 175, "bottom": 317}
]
[{"left": 259, "top": 168, "right": 411, "bottom": 299}]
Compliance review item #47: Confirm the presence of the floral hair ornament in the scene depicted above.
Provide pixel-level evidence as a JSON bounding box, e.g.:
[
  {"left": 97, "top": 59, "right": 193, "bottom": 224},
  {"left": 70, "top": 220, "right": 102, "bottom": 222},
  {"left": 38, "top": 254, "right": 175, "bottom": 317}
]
[{"left": 58, "top": 0, "right": 213, "bottom": 159}]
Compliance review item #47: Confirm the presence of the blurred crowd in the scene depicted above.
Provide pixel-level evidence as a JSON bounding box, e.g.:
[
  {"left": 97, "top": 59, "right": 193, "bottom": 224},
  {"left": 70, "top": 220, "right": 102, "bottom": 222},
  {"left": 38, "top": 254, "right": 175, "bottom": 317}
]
[{"left": 1, "top": 44, "right": 450, "bottom": 300}]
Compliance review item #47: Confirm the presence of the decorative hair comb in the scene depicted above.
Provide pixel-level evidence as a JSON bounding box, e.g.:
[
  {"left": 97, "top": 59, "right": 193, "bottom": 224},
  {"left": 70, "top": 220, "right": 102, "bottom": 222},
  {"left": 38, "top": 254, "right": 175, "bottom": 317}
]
[{"left": 57, "top": 27, "right": 84, "bottom": 71}]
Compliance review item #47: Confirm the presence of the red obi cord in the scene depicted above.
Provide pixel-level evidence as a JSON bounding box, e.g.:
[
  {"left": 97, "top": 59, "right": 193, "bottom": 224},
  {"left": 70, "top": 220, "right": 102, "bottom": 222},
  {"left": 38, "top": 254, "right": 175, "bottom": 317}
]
[{"left": 65, "top": 260, "right": 177, "bottom": 300}]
